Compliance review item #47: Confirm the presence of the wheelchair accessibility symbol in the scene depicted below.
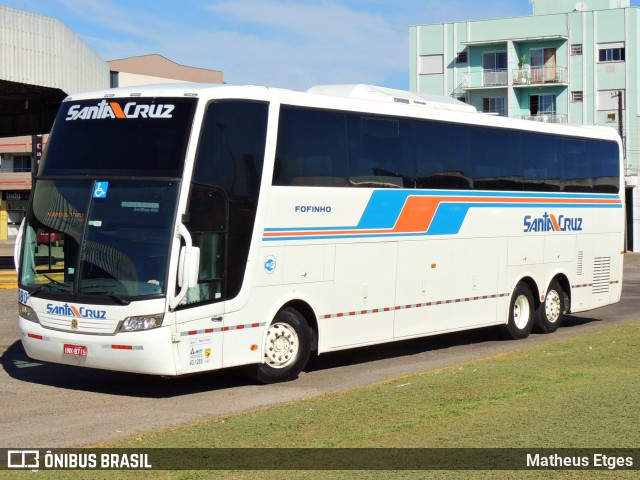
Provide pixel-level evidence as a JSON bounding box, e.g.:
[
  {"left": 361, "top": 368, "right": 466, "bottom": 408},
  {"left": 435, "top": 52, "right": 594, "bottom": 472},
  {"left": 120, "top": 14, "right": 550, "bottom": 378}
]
[{"left": 93, "top": 181, "right": 109, "bottom": 199}]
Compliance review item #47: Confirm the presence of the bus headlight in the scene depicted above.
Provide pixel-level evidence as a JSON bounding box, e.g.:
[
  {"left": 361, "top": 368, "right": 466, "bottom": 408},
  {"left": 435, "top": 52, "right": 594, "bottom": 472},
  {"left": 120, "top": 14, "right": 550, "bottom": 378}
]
[
  {"left": 19, "top": 304, "right": 40, "bottom": 323},
  {"left": 119, "top": 314, "right": 164, "bottom": 332}
]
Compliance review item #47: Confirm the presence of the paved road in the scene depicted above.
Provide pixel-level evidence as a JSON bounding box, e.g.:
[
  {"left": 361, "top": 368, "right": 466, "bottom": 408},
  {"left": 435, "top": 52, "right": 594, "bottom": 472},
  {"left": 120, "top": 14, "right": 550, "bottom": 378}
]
[{"left": 0, "top": 253, "right": 638, "bottom": 448}]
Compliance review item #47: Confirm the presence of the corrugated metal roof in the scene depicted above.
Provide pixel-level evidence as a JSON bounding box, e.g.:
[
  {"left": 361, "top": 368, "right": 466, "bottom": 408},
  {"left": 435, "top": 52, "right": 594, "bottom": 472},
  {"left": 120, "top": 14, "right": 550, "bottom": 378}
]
[
  {"left": 0, "top": 6, "right": 110, "bottom": 135},
  {"left": 1, "top": 6, "right": 109, "bottom": 94}
]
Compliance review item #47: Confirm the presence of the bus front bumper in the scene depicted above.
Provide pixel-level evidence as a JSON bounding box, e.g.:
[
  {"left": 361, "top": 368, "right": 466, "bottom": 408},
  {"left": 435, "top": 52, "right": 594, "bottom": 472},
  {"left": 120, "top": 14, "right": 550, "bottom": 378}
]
[{"left": 18, "top": 317, "right": 178, "bottom": 376}]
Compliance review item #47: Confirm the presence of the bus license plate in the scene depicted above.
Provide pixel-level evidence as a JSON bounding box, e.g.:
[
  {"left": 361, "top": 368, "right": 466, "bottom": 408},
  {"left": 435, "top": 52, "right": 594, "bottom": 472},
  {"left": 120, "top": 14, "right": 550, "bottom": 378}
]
[{"left": 63, "top": 344, "right": 87, "bottom": 357}]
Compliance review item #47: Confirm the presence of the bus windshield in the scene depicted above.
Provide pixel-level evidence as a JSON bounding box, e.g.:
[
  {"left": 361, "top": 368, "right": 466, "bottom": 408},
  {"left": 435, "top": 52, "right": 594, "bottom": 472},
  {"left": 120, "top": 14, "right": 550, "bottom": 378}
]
[
  {"left": 20, "top": 179, "right": 180, "bottom": 301},
  {"left": 18, "top": 96, "right": 197, "bottom": 302}
]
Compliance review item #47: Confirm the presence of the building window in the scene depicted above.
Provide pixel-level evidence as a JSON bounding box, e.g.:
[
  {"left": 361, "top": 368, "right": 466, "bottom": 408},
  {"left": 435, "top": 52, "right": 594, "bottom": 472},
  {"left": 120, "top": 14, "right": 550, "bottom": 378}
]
[
  {"left": 482, "top": 51, "right": 507, "bottom": 70},
  {"left": 530, "top": 48, "right": 557, "bottom": 83},
  {"left": 571, "top": 91, "right": 583, "bottom": 102},
  {"left": 571, "top": 44, "right": 583, "bottom": 56},
  {"left": 530, "top": 94, "right": 556, "bottom": 116},
  {"left": 597, "top": 90, "right": 625, "bottom": 110},
  {"left": 419, "top": 55, "right": 443, "bottom": 75},
  {"left": 109, "top": 71, "right": 119, "bottom": 88},
  {"left": 482, "top": 51, "right": 508, "bottom": 86},
  {"left": 456, "top": 51, "right": 468, "bottom": 64},
  {"left": 598, "top": 43, "right": 625, "bottom": 62},
  {"left": 0, "top": 155, "right": 32, "bottom": 173},
  {"left": 482, "top": 97, "right": 506, "bottom": 117},
  {"left": 14, "top": 156, "right": 32, "bottom": 172}
]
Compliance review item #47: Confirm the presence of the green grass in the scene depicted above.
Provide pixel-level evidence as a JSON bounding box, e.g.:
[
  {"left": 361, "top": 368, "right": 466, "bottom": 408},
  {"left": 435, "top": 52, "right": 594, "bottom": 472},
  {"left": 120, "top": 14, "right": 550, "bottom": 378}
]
[{"left": 5, "top": 320, "right": 640, "bottom": 480}]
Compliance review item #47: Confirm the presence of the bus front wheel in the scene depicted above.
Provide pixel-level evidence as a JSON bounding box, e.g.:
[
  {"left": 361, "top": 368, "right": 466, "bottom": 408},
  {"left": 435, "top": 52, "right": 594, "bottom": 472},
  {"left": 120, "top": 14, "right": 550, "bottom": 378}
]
[
  {"left": 534, "top": 280, "right": 564, "bottom": 334},
  {"left": 502, "top": 282, "right": 534, "bottom": 340},
  {"left": 247, "top": 307, "right": 311, "bottom": 384}
]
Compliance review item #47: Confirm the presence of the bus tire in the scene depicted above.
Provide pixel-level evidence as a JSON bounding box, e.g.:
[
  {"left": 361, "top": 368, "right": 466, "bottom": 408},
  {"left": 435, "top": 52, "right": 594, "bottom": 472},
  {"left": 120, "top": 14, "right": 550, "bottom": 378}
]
[
  {"left": 534, "top": 280, "right": 564, "bottom": 334},
  {"left": 248, "top": 307, "right": 311, "bottom": 384},
  {"left": 502, "top": 282, "right": 534, "bottom": 340}
]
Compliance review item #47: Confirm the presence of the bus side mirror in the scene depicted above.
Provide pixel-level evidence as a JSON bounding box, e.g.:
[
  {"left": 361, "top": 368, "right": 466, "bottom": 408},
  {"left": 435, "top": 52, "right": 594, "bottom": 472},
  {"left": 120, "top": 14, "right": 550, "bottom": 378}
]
[{"left": 178, "top": 246, "right": 200, "bottom": 289}]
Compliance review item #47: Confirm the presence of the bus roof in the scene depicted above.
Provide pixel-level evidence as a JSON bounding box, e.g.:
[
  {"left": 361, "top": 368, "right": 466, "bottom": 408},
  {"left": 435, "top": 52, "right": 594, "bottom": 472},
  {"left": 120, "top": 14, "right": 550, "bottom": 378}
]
[
  {"left": 306, "top": 84, "right": 477, "bottom": 113},
  {"left": 62, "top": 82, "right": 621, "bottom": 144}
]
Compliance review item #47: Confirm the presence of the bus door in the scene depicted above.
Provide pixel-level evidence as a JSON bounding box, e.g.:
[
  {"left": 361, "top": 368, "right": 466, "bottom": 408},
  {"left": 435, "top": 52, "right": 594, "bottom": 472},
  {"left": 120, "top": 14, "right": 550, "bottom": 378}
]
[{"left": 174, "top": 185, "right": 228, "bottom": 373}]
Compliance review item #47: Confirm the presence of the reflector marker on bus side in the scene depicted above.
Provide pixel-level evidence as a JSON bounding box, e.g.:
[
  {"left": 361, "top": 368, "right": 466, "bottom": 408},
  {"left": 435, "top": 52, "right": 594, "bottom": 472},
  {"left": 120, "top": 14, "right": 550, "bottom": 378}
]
[
  {"left": 572, "top": 280, "right": 620, "bottom": 289},
  {"left": 22, "top": 332, "right": 51, "bottom": 341},
  {"left": 102, "top": 344, "right": 144, "bottom": 351},
  {"left": 180, "top": 322, "right": 266, "bottom": 336},
  {"left": 321, "top": 293, "right": 510, "bottom": 320}
]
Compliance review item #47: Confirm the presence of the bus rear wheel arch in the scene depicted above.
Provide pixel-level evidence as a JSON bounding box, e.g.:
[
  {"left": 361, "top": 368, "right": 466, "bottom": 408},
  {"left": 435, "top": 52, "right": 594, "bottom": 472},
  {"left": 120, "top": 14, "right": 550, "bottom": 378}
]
[
  {"left": 246, "top": 306, "right": 312, "bottom": 384},
  {"left": 502, "top": 282, "right": 535, "bottom": 340}
]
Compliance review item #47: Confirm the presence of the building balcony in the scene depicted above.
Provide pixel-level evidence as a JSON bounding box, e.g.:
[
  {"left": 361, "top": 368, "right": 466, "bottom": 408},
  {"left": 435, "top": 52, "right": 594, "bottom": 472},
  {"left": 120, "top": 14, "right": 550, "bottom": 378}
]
[
  {"left": 454, "top": 66, "right": 569, "bottom": 93},
  {"left": 517, "top": 114, "right": 568, "bottom": 124},
  {"left": 512, "top": 66, "right": 568, "bottom": 86},
  {"left": 459, "top": 70, "right": 509, "bottom": 89}
]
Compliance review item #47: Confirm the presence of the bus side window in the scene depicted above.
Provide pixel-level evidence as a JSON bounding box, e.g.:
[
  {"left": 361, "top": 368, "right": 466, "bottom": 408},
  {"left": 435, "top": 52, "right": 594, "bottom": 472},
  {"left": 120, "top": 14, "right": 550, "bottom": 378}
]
[
  {"left": 414, "top": 120, "right": 472, "bottom": 190},
  {"left": 347, "top": 115, "right": 412, "bottom": 188},
  {"left": 591, "top": 140, "right": 620, "bottom": 193},
  {"left": 472, "top": 126, "right": 522, "bottom": 191},
  {"left": 522, "top": 132, "right": 560, "bottom": 191},
  {"left": 561, "top": 138, "right": 592, "bottom": 192},
  {"left": 274, "top": 107, "right": 348, "bottom": 187}
]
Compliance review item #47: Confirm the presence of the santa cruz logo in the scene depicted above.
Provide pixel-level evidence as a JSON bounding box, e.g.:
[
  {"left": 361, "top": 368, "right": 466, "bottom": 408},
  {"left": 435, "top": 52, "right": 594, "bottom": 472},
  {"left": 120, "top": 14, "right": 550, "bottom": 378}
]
[
  {"left": 523, "top": 212, "right": 583, "bottom": 233},
  {"left": 46, "top": 303, "right": 107, "bottom": 319},
  {"left": 65, "top": 100, "right": 175, "bottom": 121}
]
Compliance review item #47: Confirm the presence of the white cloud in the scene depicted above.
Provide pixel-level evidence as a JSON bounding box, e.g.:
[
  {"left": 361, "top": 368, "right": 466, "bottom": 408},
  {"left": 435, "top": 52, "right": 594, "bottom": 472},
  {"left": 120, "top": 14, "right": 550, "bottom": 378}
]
[
  {"left": 200, "top": 0, "right": 408, "bottom": 89},
  {"left": 35, "top": 0, "right": 533, "bottom": 91}
]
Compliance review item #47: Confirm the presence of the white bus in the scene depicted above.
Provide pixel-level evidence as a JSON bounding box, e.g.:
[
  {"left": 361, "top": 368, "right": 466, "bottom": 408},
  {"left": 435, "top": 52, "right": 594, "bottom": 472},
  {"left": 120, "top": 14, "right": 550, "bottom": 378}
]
[{"left": 16, "top": 83, "right": 625, "bottom": 383}]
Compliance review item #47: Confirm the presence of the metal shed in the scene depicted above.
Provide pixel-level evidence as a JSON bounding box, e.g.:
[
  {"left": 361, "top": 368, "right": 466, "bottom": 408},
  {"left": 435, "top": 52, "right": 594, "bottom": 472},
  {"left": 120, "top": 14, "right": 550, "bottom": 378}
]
[{"left": 0, "top": 5, "right": 109, "bottom": 136}]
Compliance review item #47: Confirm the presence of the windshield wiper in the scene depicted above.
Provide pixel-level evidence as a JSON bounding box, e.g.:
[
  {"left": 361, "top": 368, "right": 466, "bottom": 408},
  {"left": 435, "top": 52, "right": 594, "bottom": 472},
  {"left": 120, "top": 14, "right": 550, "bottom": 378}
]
[
  {"left": 29, "top": 285, "right": 45, "bottom": 297},
  {"left": 29, "top": 275, "right": 71, "bottom": 297},
  {"left": 106, "top": 294, "right": 130, "bottom": 306},
  {"left": 44, "top": 274, "right": 65, "bottom": 286}
]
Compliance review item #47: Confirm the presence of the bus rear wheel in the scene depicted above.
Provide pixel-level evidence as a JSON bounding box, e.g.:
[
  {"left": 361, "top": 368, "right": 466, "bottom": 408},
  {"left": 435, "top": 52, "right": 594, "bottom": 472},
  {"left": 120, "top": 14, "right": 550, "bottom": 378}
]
[
  {"left": 247, "top": 307, "right": 311, "bottom": 384},
  {"left": 502, "top": 282, "right": 534, "bottom": 340},
  {"left": 534, "top": 280, "right": 564, "bottom": 334}
]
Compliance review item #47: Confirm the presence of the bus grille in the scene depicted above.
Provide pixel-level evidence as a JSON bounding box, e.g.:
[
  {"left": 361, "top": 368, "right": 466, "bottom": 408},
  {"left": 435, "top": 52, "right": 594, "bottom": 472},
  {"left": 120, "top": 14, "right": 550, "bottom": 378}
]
[
  {"left": 39, "top": 316, "right": 118, "bottom": 335},
  {"left": 576, "top": 251, "right": 583, "bottom": 276},
  {"left": 592, "top": 257, "right": 611, "bottom": 295}
]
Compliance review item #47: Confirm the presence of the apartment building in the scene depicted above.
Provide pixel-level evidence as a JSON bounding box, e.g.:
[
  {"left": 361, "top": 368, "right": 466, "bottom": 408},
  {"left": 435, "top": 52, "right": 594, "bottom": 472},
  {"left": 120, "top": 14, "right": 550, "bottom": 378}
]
[{"left": 410, "top": 0, "right": 639, "bottom": 250}]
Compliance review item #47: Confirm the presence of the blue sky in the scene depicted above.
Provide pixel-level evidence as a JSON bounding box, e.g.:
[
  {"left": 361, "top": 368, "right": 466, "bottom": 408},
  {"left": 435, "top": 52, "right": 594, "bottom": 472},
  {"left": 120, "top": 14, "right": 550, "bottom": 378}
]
[{"left": 2, "top": 0, "right": 640, "bottom": 90}]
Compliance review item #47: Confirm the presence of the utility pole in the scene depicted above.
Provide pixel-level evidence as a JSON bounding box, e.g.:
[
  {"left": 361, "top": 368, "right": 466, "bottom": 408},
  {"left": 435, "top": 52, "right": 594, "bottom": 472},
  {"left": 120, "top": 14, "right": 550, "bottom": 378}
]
[
  {"left": 612, "top": 91, "right": 625, "bottom": 158},
  {"left": 617, "top": 90, "right": 623, "bottom": 145}
]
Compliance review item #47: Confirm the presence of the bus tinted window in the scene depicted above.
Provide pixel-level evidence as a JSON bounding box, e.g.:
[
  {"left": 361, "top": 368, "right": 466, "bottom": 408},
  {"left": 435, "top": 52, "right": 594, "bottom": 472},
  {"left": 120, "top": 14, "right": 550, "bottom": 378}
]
[
  {"left": 192, "top": 100, "right": 269, "bottom": 302},
  {"left": 194, "top": 100, "right": 268, "bottom": 199},
  {"left": 415, "top": 120, "right": 473, "bottom": 190},
  {"left": 522, "top": 133, "right": 561, "bottom": 191},
  {"left": 274, "top": 107, "right": 348, "bottom": 187},
  {"left": 561, "top": 138, "right": 592, "bottom": 192},
  {"left": 472, "top": 126, "right": 523, "bottom": 191},
  {"left": 272, "top": 106, "right": 620, "bottom": 194},
  {"left": 41, "top": 98, "right": 197, "bottom": 177},
  {"left": 591, "top": 141, "right": 620, "bottom": 193},
  {"left": 347, "top": 116, "right": 413, "bottom": 188}
]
